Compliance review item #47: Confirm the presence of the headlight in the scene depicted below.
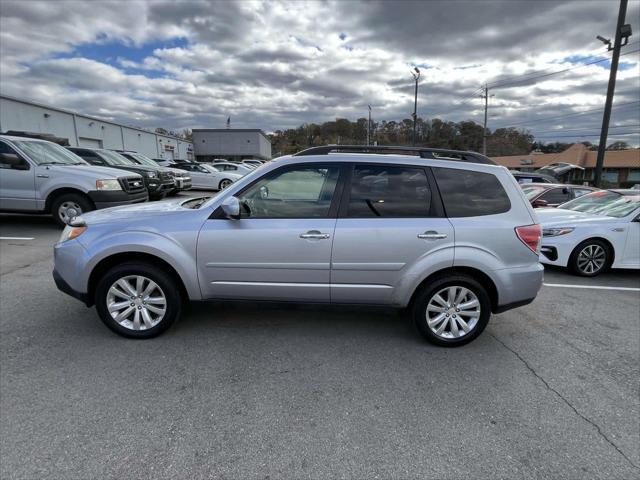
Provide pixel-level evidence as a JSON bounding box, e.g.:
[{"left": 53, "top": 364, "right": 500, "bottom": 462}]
[
  {"left": 146, "top": 172, "right": 157, "bottom": 179},
  {"left": 59, "top": 225, "right": 87, "bottom": 243},
  {"left": 96, "top": 179, "right": 122, "bottom": 191},
  {"left": 542, "top": 227, "right": 575, "bottom": 237}
]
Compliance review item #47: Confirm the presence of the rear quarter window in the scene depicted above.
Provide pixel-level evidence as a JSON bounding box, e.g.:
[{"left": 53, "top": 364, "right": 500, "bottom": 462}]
[{"left": 433, "top": 167, "right": 511, "bottom": 217}]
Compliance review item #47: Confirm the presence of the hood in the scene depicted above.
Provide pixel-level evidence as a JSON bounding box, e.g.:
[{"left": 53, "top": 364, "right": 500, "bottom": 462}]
[
  {"left": 39, "top": 164, "right": 142, "bottom": 179},
  {"left": 81, "top": 197, "right": 192, "bottom": 224},
  {"left": 163, "top": 166, "right": 190, "bottom": 177},
  {"left": 108, "top": 163, "right": 160, "bottom": 174},
  {"left": 537, "top": 208, "right": 618, "bottom": 226}
]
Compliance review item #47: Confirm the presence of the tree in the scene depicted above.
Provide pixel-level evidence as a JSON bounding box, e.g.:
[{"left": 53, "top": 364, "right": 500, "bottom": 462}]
[{"left": 606, "top": 140, "right": 630, "bottom": 150}]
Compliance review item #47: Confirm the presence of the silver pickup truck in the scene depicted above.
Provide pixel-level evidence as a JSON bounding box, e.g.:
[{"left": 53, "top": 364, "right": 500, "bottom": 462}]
[{"left": 0, "top": 135, "right": 148, "bottom": 225}]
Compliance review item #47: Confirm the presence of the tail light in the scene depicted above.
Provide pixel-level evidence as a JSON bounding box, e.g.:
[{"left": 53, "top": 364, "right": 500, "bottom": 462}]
[{"left": 515, "top": 224, "right": 542, "bottom": 254}]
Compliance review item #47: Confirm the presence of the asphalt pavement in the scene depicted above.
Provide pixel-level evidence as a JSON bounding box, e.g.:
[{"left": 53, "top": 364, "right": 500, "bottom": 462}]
[{"left": 1, "top": 205, "right": 639, "bottom": 479}]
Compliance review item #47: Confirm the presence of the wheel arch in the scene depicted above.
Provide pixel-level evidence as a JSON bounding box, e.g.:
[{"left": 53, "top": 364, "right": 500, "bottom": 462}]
[
  {"left": 45, "top": 188, "right": 94, "bottom": 213},
  {"left": 87, "top": 252, "right": 190, "bottom": 307},
  {"left": 407, "top": 266, "right": 499, "bottom": 313}
]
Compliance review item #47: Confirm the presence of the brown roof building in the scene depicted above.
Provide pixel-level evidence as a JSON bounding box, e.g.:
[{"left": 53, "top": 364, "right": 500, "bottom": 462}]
[{"left": 491, "top": 144, "right": 640, "bottom": 187}]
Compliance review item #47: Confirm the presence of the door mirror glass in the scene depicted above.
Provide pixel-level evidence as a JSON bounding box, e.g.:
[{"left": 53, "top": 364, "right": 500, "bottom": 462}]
[
  {"left": 259, "top": 185, "right": 269, "bottom": 199},
  {"left": 220, "top": 196, "right": 240, "bottom": 220}
]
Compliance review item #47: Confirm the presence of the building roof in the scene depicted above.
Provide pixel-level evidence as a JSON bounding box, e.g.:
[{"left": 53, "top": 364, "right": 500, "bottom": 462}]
[
  {"left": 491, "top": 143, "right": 640, "bottom": 169},
  {"left": 193, "top": 128, "right": 269, "bottom": 137}
]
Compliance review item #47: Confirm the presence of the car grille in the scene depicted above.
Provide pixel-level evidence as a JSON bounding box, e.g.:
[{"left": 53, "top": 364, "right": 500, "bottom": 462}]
[
  {"left": 160, "top": 171, "right": 174, "bottom": 181},
  {"left": 119, "top": 176, "right": 146, "bottom": 194}
]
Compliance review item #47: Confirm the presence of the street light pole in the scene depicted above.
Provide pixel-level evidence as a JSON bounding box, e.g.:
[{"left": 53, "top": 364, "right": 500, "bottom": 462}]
[
  {"left": 411, "top": 67, "right": 420, "bottom": 146},
  {"left": 367, "top": 104, "right": 372, "bottom": 146},
  {"left": 594, "top": 0, "right": 631, "bottom": 187}
]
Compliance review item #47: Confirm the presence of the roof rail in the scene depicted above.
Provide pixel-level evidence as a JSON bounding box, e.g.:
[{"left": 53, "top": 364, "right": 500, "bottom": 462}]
[{"left": 293, "top": 145, "right": 496, "bottom": 165}]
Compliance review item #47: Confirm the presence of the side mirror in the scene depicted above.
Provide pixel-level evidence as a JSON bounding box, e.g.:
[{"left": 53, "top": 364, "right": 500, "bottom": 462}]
[
  {"left": 220, "top": 196, "right": 240, "bottom": 220},
  {"left": 259, "top": 185, "right": 269, "bottom": 199},
  {"left": 532, "top": 198, "right": 549, "bottom": 208},
  {"left": 0, "top": 153, "right": 29, "bottom": 170}
]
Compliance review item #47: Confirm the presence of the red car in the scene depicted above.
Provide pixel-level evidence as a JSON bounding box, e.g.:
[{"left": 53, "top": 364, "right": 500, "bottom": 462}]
[{"left": 521, "top": 183, "right": 599, "bottom": 208}]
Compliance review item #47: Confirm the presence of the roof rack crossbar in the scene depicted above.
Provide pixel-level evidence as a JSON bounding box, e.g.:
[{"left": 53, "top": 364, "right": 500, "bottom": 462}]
[{"left": 292, "top": 145, "right": 496, "bottom": 165}]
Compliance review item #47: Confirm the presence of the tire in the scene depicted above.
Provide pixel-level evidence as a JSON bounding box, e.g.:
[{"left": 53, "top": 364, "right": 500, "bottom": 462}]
[
  {"left": 94, "top": 262, "right": 181, "bottom": 339},
  {"left": 219, "top": 179, "right": 233, "bottom": 190},
  {"left": 50, "top": 193, "right": 94, "bottom": 227},
  {"left": 568, "top": 239, "right": 611, "bottom": 277},
  {"left": 412, "top": 274, "right": 491, "bottom": 347}
]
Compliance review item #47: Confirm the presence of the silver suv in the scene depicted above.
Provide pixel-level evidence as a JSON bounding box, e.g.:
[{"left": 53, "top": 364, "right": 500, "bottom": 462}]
[{"left": 53, "top": 146, "right": 543, "bottom": 346}]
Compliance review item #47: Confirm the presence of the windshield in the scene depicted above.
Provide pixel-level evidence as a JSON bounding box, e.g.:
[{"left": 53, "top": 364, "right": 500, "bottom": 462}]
[
  {"left": 13, "top": 140, "right": 87, "bottom": 165},
  {"left": 558, "top": 191, "right": 640, "bottom": 218},
  {"left": 98, "top": 149, "right": 135, "bottom": 166},
  {"left": 126, "top": 152, "right": 158, "bottom": 167},
  {"left": 521, "top": 185, "right": 547, "bottom": 199}
]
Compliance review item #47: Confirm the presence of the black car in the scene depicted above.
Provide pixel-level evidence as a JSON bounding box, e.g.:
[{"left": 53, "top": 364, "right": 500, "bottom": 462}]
[
  {"left": 118, "top": 151, "right": 191, "bottom": 194},
  {"left": 67, "top": 147, "right": 174, "bottom": 200}
]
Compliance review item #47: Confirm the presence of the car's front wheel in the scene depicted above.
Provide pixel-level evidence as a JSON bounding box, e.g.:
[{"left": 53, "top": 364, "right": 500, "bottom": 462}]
[
  {"left": 413, "top": 275, "right": 491, "bottom": 347},
  {"left": 51, "top": 193, "right": 94, "bottom": 226},
  {"left": 568, "top": 239, "right": 611, "bottom": 277},
  {"left": 95, "top": 262, "right": 181, "bottom": 338},
  {"left": 219, "top": 178, "right": 233, "bottom": 190}
]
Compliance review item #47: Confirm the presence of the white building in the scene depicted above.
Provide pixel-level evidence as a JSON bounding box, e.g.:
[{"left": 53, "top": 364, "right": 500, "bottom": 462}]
[
  {"left": 0, "top": 95, "right": 194, "bottom": 160},
  {"left": 193, "top": 129, "right": 271, "bottom": 162}
]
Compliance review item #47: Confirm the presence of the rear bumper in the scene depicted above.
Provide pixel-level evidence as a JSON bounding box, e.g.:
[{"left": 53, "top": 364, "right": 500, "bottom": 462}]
[
  {"left": 87, "top": 190, "right": 148, "bottom": 209},
  {"left": 492, "top": 263, "right": 544, "bottom": 313}
]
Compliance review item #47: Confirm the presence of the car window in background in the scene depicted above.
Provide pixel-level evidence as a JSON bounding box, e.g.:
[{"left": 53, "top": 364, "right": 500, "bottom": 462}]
[
  {"left": 433, "top": 168, "right": 510, "bottom": 217},
  {"left": 237, "top": 166, "right": 340, "bottom": 218},
  {"left": 521, "top": 185, "right": 547, "bottom": 200},
  {"left": 13, "top": 140, "right": 87, "bottom": 165},
  {"left": 98, "top": 150, "right": 135, "bottom": 166},
  {"left": 347, "top": 165, "right": 431, "bottom": 218},
  {"left": 539, "top": 187, "right": 571, "bottom": 204},
  {"left": 125, "top": 152, "right": 158, "bottom": 167}
]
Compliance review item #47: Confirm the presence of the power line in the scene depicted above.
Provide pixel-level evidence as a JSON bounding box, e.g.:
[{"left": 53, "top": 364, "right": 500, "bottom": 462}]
[
  {"left": 492, "top": 100, "right": 640, "bottom": 129},
  {"left": 531, "top": 124, "right": 640, "bottom": 134},
  {"left": 533, "top": 131, "right": 639, "bottom": 138}
]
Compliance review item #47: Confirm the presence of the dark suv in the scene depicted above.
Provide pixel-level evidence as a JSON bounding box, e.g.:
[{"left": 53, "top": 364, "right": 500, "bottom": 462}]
[{"left": 68, "top": 148, "right": 174, "bottom": 200}]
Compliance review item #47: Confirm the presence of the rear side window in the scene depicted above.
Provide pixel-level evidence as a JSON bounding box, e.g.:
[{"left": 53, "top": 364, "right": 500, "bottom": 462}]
[
  {"left": 347, "top": 165, "right": 431, "bottom": 217},
  {"left": 433, "top": 167, "right": 510, "bottom": 217}
]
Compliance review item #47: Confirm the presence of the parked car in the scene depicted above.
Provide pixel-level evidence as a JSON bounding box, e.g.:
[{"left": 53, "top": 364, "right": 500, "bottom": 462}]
[
  {"left": 53, "top": 145, "right": 543, "bottom": 346},
  {"left": 169, "top": 162, "right": 241, "bottom": 190},
  {"left": 521, "top": 183, "right": 598, "bottom": 208},
  {"left": 241, "top": 159, "right": 263, "bottom": 169},
  {"left": 117, "top": 151, "right": 191, "bottom": 195},
  {"left": 0, "top": 135, "right": 147, "bottom": 225},
  {"left": 538, "top": 189, "right": 640, "bottom": 276},
  {"left": 210, "top": 161, "right": 253, "bottom": 175},
  {"left": 68, "top": 147, "right": 174, "bottom": 200},
  {"left": 511, "top": 171, "right": 556, "bottom": 184}
]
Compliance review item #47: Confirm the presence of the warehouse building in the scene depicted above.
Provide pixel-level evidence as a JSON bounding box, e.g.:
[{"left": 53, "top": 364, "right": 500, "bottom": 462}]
[
  {"left": 193, "top": 129, "right": 271, "bottom": 162},
  {"left": 0, "top": 95, "right": 194, "bottom": 160}
]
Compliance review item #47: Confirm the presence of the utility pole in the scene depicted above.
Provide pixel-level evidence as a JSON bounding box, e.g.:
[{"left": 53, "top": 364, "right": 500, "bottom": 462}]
[
  {"left": 480, "top": 84, "right": 494, "bottom": 156},
  {"left": 594, "top": 0, "right": 631, "bottom": 187},
  {"left": 367, "top": 105, "right": 372, "bottom": 146},
  {"left": 411, "top": 67, "right": 420, "bottom": 146}
]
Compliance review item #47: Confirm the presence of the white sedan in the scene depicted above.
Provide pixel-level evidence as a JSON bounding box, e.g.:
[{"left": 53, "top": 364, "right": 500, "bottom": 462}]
[
  {"left": 537, "top": 190, "right": 639, "bottom": 276},
  {"left": 169, "top": 162, "right": 242, "bottom": 190}
]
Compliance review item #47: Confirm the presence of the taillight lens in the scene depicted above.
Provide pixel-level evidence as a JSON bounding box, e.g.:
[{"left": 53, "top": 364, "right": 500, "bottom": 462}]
[{"left": 515, "top": 224, "right": 542, "bottom": 254}]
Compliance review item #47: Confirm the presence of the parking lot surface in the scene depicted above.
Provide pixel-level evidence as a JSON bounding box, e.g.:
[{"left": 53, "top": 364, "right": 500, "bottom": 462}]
[{"left": 1, "top": 201, "right": 639, "bottom": 479}]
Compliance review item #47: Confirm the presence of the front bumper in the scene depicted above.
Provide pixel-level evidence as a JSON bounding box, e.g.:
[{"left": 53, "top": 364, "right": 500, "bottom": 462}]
[
  {"left": 53, "top": 269, "right": 90, "bottom": 306},
  {"left": 174, "top": 177, "right": 192, "bottom": 191},
  {"left": 539, "top": 236, "right": 574, "bottom": 267},
  {"left": 87, "top": 190, "right": 148, "bottom": 209}
]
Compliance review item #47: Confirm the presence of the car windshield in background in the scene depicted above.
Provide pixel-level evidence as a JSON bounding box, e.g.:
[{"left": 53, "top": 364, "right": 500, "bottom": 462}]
[
  {"left": 521, "top": 185, "right": 547, "bottom": 199},
  {"left": 559, "top": 191, "right": 640, "bottom": 218},
  {"left": 127, "top": 152, "right": 159, "bottom": 166},
  {"left": 14, "top": 140, "right": 87, "bottom": 165},
  {"left": 98, "top": 150, "right": 134, "bottom": 166}
]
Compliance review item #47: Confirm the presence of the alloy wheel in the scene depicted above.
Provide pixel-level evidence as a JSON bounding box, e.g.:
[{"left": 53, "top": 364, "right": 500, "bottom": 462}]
[
  {"left": 220, "top": 179, "right": 232, "bottom": 189},
  {"left": 425, "top": 286, "right": 481, "bottom": 339},
  {"left": 577, "top": 244, "right": 606, "bottom": 275},
  {"left": 58, "top": 201, "right": 82, "bottom": 224},
  {"left": 106, "top": 275, "right": 167, "bottom": 331}
]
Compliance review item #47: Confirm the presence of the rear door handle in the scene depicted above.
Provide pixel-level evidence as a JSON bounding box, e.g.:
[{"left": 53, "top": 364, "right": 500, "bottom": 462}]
[
  {"left": 417, "top": 231, "right": 447, "bottom": 240},
  {"left": 300, "top": 230, "right": 330, "bottom": 240}
]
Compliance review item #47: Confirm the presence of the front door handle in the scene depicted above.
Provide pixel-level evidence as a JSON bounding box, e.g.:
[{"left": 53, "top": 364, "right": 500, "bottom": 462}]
[
  {"left": 300, "top": 230, "right": 330, "bottom": 240},
  {"left": 36, "top": 174, "right": 49, "bottom": 178},
  {"left": 417, "top": 231, "right": 447, "bottom": 240}
]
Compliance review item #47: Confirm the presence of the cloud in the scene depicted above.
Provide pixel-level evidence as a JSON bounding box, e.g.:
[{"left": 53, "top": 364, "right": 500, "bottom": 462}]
[{"left": 0, "top": 0, "right": 638, "bottom": 145}]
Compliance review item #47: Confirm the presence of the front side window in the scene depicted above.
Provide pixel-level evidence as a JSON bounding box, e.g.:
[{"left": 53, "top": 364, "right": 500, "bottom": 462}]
[
  {"left": 0, "top": 140, "right": 30, "bottom": 170},
  {"left": 540, "top": 187, "right": 571, "bottom": 204},
  {"left": 347, "top": 165, "right": 431, "bottom": 218},
  {"left": 433, "top": 167, "right": 511, "bottom": 217},
  {"left": 236, "top": 165, "right": 341, "bottom": 218}
]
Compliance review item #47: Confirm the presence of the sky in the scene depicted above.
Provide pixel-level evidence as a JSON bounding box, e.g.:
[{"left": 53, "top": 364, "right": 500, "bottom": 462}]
[{"left": 1, "top": 0, "right": 639, "bottom": 145}]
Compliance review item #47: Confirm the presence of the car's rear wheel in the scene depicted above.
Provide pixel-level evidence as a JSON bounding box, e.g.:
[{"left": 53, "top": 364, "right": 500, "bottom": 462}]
[
  {"left": 413, "top": 275, "right": 491, "bottom": 347},
  {"left": 51, "top": 193, "right": 94, "bottom": 226},
  {"left": 95, "top": 262, "right": 181, "bottom": 338},
  {"left": 219, "top": 179, "right": 233, "bottom": 190},
  {"left": 569, "top": 239, "right": 611, "bottom": 277}
]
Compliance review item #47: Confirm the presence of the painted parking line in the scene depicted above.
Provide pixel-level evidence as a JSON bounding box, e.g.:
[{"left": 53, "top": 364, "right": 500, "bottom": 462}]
[
  {"left": 0, "top": 236, "right": 35, "bottom": 240},
  {"left": 543, "top": 283, "right": 640, "bottom": 292}
]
